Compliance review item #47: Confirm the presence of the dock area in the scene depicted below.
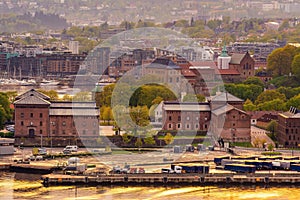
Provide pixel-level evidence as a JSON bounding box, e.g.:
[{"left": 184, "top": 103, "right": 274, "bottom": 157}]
[
  {"left": 10, "top": 164, "right": 58, "bottom": 174},
  {"left": 0, "top": 163, "right": 11, "bottom": 170},
  {"left": 41, "top": 172, "right": 300, "bottom": 186}
]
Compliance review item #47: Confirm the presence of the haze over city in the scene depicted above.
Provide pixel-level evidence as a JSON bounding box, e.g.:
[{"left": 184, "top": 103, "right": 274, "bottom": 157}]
[{"left": 1, "top": 0, "right": 300, "bottom": 200}]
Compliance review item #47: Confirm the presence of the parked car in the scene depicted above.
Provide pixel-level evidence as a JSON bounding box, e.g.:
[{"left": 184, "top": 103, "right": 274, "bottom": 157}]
[
  {"left": 63, "top": 145, "right": 78, "bottom": 152},
  {"left": 38, "top": 147, "right": 47, "bottom": 155},
  {"left": 161, "top": 168, "right": 174, "bottom": 173}
]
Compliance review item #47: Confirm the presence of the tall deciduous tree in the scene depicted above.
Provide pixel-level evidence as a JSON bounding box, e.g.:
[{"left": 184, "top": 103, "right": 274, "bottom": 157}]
[
  {"left": 225, "top": 83, "right": 263, "bottom": 102},
  {"left": 164, "top": 133, "right": 174, "bottom": 145},
  {"left": 37, "top": 89, "right": 59, "bottom": 100},
  {"left": 5, "top": 91, "right": 18, "bottom": 103},
  {"left": 135, "top": 137, "right": 143, "bottom": 148},
  {"left": 95, "top": 83, "right": 115, "bottom": 107},
  {"left": 243, "top": 77, "right": 265, "bottom": 90},
  {"left": 286, "top": 94, "right": 300, "bottom": 109},
  {"left": 144, "top": 136, "right": 156, "bottom": 145},
  {"left": 255, "top": 90, "right": 286, "bottom": 105},
  {"left": 0, "top": 105, "right": 7, "bottom": 129},
  {"left": 130, "top": 106, "right": 150, "bottom": 129},
  {"left": 0, "top": 93, "right": 12, "bottom": 121},
  {"left": 257, "top": 99, "right": 286, "bottom": 111},
  {"left": 102, "top": 106, "right": 113, "bottom": 125},
  {"left": 182, "top": 94, "right": 206, "bottom": 102},
  {"left": 292, "top": 54, "right": 300, "bottom": 79},
  {"left": 243, "top": 99, "right": 257, "bottom": 111},
  {"left": 267, "top": 48, "right": 292, "bottom": 77}
]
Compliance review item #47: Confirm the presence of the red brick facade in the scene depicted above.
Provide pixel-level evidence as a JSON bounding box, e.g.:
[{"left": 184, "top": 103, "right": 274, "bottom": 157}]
[
  {"left": 278, "top": 110, "right": 300, "bottom": 148},
  {"left": 162, "top": 102, "right": 211, "bottom": 131},
  {"left": 211, "top": 104, "right": 251, "bottom": 142},
  {"left": 14, "top": 89, "right": 100, "bottom": 146}
]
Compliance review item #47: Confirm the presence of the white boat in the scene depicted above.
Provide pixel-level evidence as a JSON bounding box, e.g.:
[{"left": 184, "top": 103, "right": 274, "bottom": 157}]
[{"left": 40, "top": 79, "right": 60, "bottom": 86}]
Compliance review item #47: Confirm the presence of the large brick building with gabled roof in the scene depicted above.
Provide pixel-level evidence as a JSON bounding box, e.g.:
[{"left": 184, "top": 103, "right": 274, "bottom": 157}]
[{"left": 14, "top": 89, "right": 100, "bottom": 146}]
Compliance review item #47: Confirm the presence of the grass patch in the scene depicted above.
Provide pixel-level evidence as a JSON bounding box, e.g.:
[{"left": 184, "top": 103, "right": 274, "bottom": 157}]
[
  {"left": 261, "top": 151, "right": 282, "bottom": 156},
  {"left": 157, "top": 135, "right": 206, "bottom": 140},
  {"left": 232, "top": 142, "right": 253, "bottom": 148}
]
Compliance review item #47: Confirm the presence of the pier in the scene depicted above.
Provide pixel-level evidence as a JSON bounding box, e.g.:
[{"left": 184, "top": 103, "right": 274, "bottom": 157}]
[
  {"left": 10, "top": 164, "right": 58, "bottom": 174},
  {"left": 41, "top": 172, "right": 300, "bottom": 187},
  {"left": 0, "top": 163, "right": 11, "bottom": 170}
]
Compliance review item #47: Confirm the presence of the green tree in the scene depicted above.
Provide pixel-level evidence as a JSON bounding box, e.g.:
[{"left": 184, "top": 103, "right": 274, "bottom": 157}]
[
  {"left": 207, "top": 19, "right": 222, "bottom": 30},
  {"left": 151, "top": 96, "right": 163, "bottom": 105},
  {"left": 267, "top": 48, "right": 292, "bottom": 77},
  {"left": 135, "top": 137, "right": 143, "bottom": 148},
  {"left": 5, "top": 91, "right": 18, "bottom": 103},
  {"left": 0, "top": 105, "right": 7, "bottom": 129},
  {"left": 37, "top": 89, "right": 59, "bottom": 100},
  {"left": 130, "top": 106, "right": 150, "bottom": 135},
  {"left": 243, "top": 99, "right": 257, "bottom": 111},
  {"left": 225, "top": 83, "right": 263, "bottom": 102},
  {"left": 257, "top": 99, "right": 286, "bottom": 111},
  {"left": 122, "top": 133, "right": 131, "bottom": 144},
  {"left": 266, "top": 120, "right": 278, "bottom": 141},
  {"left": 102, "top": 106, "right": 112, "bottom": 125},
  {"left": 267, "top": 144, "right": 274, "bottom": 151},
  {"left": 61, "top": 94, "right": 73, "bottom": 101},
  {"left": 255, "top": 90, "right": 286, "bottom": 105},
  {"left": 292, "top": 54, "right": 300, "bottom": 79},
  {"left": 130, "top": 84, "right": 176, "bottom": 108},
  {"left": 164, "top": 133, "right": 174, "bottom": 145},
  {"left": 73, "top": 91, "right": 91, "bottom": 101},
  {"left": 144, "top": 136, "right": 156, "bottom": 145},
  {"left": 243, "top": 77, "right": 265, "bottom": 90},
  {"left": 276, "top": 87, "right": 300, "bottom": 100},
  {"left": 182, "top": 94, "right": 206, "bottom": 102},
  {"left": 0, "top": 93, "right": 13, "bottom": 121},
  {"left": 286, "top": 94, "right": 300, "bottom": 109},
  {"left": 95, "top": 83, "right": 115, "bottom": 107}
]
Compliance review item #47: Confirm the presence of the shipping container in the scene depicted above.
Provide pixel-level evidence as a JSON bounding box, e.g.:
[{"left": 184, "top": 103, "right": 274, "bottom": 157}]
[{"left": 224, "top": 164, "right": 256, "bottom": 173}]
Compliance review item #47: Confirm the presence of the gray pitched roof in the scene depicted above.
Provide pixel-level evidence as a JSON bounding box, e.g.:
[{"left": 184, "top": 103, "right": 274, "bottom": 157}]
[
  {"left": 163, "top": 102, "right": 211, "bottom": 111},
  {"left": 15, "top": 89, "right": 50, "bottom": 101},
  {"left": 50, "top": 108, "right": 99, "bottom": 116},
  {"left": 230, "top": 53, "right": 245, "bottom": 65},
  {"left": 14, "top": 94, "right": 51, "bottom": 105},
  {"left": 211, "top": 92, "right": 244, "bottom": 102},
  {"left": 212, "top": 103, "right": 247, "bottom": 116},
  {"left": 146, "top": 57, "right": 181, "bottom": 70},
  {"left": 50, "top": 101, "right": 97, "bottom": 108}
]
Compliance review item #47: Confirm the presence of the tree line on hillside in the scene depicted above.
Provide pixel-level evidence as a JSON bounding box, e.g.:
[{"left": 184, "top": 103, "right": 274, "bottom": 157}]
[
  {"left": 267, "top": 45, "right": 300, "bottom": 78},
  {"left": 214, "top": 76, "right": 300, "bottom": 111},
  {"left": 0, "top": 11, "right": 69, "bottom": 33}
]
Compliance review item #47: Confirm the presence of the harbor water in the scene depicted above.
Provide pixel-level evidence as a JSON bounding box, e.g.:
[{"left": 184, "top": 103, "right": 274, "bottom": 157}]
[{"left": 1, "top": 172, "right": 300, "bottom": 200}]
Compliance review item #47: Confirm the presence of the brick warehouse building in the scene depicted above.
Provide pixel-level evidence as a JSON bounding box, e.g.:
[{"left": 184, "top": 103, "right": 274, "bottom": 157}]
[
  {"left": 14, "top": 89, "right": 100, "bottom": 147},
  {"left": 277, "top": 108, "right": 300, "bottom": 148},
  {"left": 161, "top": 92, "right": 251, "bottom": 142},
  {"left": 162, "top": 102, "right": 211, "bottom": 132}
]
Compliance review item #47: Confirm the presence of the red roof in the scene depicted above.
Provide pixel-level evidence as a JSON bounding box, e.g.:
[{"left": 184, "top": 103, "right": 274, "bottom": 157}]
[
  {"left": 181, "top": 69, "right": 196, "bottom": 77},
  {"left": 216, "top": 69, "right": 240, "bottom": 75},
  {"left": 190, "top": 61, "right": 217, "bottom": 69},
  {"left": 247, "top": 111, "right": 280, "bottom": 119}
]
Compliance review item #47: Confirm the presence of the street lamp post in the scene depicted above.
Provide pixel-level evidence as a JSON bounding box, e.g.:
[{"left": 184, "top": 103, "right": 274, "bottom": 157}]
[
  {"left": 40, "top": 134, "right": 43, "bottom": 148},
  {"left": 49, "top": 121, "right": 54, "bottom": 155}
]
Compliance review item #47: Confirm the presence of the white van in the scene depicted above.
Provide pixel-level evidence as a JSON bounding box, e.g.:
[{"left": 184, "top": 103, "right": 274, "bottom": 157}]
[{"left": 63, "top": 145, "right": 78, "bottom": 152}]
